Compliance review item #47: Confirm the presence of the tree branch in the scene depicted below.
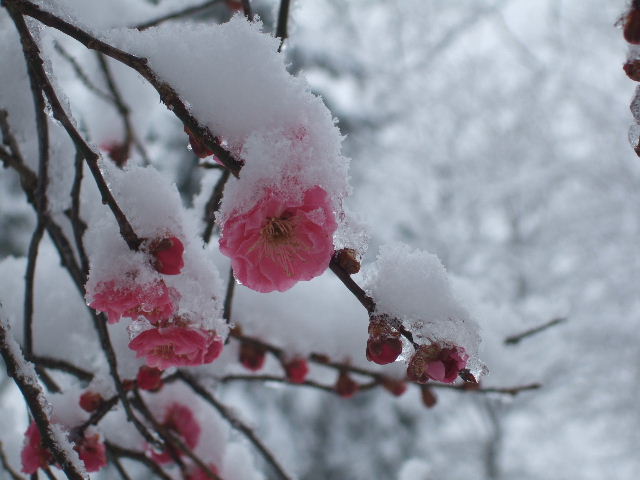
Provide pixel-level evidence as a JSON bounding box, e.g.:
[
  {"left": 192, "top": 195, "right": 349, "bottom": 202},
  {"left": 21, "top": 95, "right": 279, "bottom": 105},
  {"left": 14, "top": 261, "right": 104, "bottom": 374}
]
[
  {"left": 504, "top": 317, "right": 567, "bottom": 345},
  {"left": 135, "top": 0, "right": 224, "bottom": 31},
  {"left": 8, "top": 0, "right": 243, "bottom": 177},
  {"left": 275, "top": 0, "right": 291, "bottom": 52},
  {"left": 0, "top": 314, "right": 87, "bottom": 480},
  {"left": 178, "top": 370, "right": 294, "bottom": 480}
]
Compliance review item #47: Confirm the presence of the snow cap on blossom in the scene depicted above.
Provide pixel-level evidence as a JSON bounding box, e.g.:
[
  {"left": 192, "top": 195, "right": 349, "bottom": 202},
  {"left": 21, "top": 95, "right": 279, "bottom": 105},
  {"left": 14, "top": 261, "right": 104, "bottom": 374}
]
[
  {"left": 407, "top": 344, "right": 469, "bottom": 384},
  {"left": 21, "top": 422, "right": 53, "bottom": 474},
  {"left": 364, "top": 243, "right": 481, "bottom": 372},
  {"left": 129, "top": 325, "right": 224, "bottom": 369},
  {"left": 150, "top": 403, "right": 201, "bottom": 464},
  {"left": 89, "top": 279, "right": 177, "bottom": 324},
  {"left": 220, "top": 185, "right": 338, "bottom": 292}
]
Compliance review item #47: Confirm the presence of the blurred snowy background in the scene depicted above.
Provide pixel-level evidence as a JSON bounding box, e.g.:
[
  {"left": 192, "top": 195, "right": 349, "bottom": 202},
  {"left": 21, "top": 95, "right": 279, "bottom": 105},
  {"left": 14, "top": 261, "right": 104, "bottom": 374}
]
[{"left": 1, "top": 0, "right": 638, "bottom": 479}]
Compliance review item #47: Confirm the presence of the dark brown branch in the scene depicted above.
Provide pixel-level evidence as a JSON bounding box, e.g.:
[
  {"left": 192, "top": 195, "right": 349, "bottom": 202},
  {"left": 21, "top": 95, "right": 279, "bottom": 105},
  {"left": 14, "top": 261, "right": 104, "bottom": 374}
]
[
  {"left": 241, "top": 0, "right": 253, "bottom": 21},
  {"left": 69, "top": 151, "right": 90, "bottom": 278},
  {"left": 95, "top": 53, "right": 151, "bottom": 166},
  {"left": 31, "top": 355, "right": 93, "bottom": 382},
  {"left": 220, "top": 373, "right": 341, "bottom": 394},
  {"left": 130, "top": 390, "right": 221, "bottom": 480},
  {"left": 5, "top": 5, "right": 143, "bottom": 251},
  {"left": 9, "top": 0, "right": 243, "bottom": 177},
  {"left": 75, "top": 394, "right": 119, "bottom": 437},
  {"left": 106, "top": 443, "right": 173, "bottom": 480},
  {"left": 223, "top": 266, "right": 235, "bottom": 325},
  {"left": 0, "top": 441, "right": 26, "bottom": 480},
  {"left": 109, "top": 455, "right": 133, "bottom": 480},
  {"left": 23, "top": 222, "right": 44, "bottom": 360},
  {"left": 504, "top": 317, "right": 567, "bottom": 345},
  {"left": 135, "top": 0, "right": 223, "bottom": 31},
  {"left": 202, "top": 168, "right": 230, "bottom": 243},
  {"left": 431, "top": 382, "right": 542, "bottom": 396},
  {"left": 178, "top": 371, "right": 294, "bottom": 480},
  {"left": 275, "top": 0, "right": 291, "bottom": 52},
  {"left": 0, "top": 316, "right": 86, "bottom": 480}
]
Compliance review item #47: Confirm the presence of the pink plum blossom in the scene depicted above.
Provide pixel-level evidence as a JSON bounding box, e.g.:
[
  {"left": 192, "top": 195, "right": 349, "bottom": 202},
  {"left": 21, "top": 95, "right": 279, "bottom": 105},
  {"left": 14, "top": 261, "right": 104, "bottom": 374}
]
[
  {"left": 219, "top": 186, "right": 338, "bottom": 292},
  {"left": 21, "top": 422, "right": 52, "bottom": 474},
  {"left": 407, "top": 344, "right": 469, "bottom": 384},
  {"left": 128, "top": 325, "right": 224, "bottom": 369},
  {"left": 75, "top": 433, "right": 107, "bottom": 473},
  {"left": 150, "top": 403, "right": 201, "bottom": 464},
  {"left": 89, "top": 279, "right": 177, "bottom": 324}
]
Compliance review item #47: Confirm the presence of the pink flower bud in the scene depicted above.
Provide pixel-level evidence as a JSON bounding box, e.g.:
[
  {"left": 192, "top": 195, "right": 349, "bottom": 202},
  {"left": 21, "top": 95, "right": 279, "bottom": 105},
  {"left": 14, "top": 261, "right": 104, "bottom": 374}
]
[
  {"left": 335, "top": 371, "right": 359, "bottom": 398},
  {"left": 79, "top": 391, "right": 103, "bottom": 413},
  {"left": 136, "top": 365, "right": 164, "bottom": 391},
  {"left": 148, "top": 236, "right": 184, "bottom": 275},
  {"left": 239, "top": 342, "right": 267, "bottom": 372},
  {"left": 407, "top": 344, "right": 468, "bottom": 384},
  {"left": 381, "top": 378, "right": 408, "bottom": 397},
  {"left": 219, "top": 186, "right": 338, "bottom": 292},
  {"left": 75, "top": 433, "right": 107, "bottom": 473},
  {"left": 365, "top": 318, "right": 403, "bottom": 365},
  {"left": 284, "top": 357, "right": 309, "bottom": 384}
]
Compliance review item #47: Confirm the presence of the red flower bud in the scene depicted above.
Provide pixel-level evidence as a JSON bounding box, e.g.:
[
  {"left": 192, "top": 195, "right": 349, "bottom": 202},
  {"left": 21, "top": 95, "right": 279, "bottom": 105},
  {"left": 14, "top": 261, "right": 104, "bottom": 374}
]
[
  {"left": 284, "top": 357, "right": 309, "bottom": 384},
  {"left": 366, "top": 317, "right": 402, "bottom": 365},
  {"left": 335, "top": 371, "right": 359, "bottom": 398},
  {"left": 625, "top": 7, "right": 640, "bottom": 44},
  {"left": 381, "top": 378, "right": 408, "bottom": 397},
  {"left": 79, "top": 391, "right": 103, "bottom": 413},
  {"left": 420, "top": 385, "right": 437, "bottom": 408},
  {"left": 334, "top": 248, "right": 361, "bottom": 274},
  {"left": 137, "top": 365, "right": 164, "bottom": 391},
  {"left": 148, "top": 236, "right": 184, "bottom": 275},
  {"left": 239, "top": 342, "right": 267, "bottom": 371},
  {"left": 624, "top": 59, "right": 640, "bottom": 82}
]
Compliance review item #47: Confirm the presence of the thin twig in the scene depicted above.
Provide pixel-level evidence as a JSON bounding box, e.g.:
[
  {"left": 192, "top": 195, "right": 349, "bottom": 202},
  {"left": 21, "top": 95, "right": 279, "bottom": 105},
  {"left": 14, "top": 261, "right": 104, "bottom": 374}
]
[
  {"left": 135, "top": 0, "right": 223, "bottom": 31},
  {"left": 31, "top": 355, "right": 93, "bottom": 382},
  {"left": 106, "top": 443, "right": 173, "bottom": 480},
  {"left": 223, "top": 267, "right": 235, "bottom": 325},
  {"left": 241, "top": 0, "right": 253, "bottom": 21},
  {"left": 130, "top": 391, "right": 222, "bottom": 480},
  {"left": 75, "top": 394, "right": 119, "bottom": 437},
  {"left": 96, "top": 52, "right": 151, "bottom": 166},
  {"left": 69, "top": 151, "right": 90, "bottom": 278},
  {"left": 53, "top": 41, "right": 114, "bottom": 102},
  {"left": 0, "top": 314, "right": 86, "bottom": 480},
  {"left": 0, "top": 441, "right": 26, "bottom": 480},
  {"left": 504, "top": 318, "right": 567, "bottom": 345},
  {"left": 178, "top": 371, "right": 295, "bottom": 480},
  {"left": 23, "top": 222, "right": 44, "bottom": 360},
  {"left": 202, "top": 168, "right": 230, "bottom": 243},
  {"left": 110, "top": 455, "right": 134, "bottom": 480},
  {"left": 10, "top": 0, "right": 243, "bottom": 176},
  {"left": 275, "top": 0, "right": 291, "bottom": 52},
  {"left": 5, "top": 7, "right": 143, "bottom": 251}
]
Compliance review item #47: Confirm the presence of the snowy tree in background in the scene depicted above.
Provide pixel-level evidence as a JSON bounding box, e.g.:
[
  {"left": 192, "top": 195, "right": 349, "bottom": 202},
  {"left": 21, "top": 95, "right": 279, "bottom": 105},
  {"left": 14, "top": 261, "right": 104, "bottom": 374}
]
[{"left": 0, "top": 0, "right": 637, "bottom": 479}]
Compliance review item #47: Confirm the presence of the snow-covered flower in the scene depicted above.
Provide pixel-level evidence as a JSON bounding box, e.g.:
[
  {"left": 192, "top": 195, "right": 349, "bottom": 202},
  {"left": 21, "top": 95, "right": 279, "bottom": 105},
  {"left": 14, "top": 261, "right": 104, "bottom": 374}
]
[
  {"left": 407, "top": 344, "right": 468, "bottom": 384},
  {"left": 89, "top": 279, "right": 177, "bottom": 324},
  {"left": 219, "top": 186, "right": 337, "bottom": 292},
  {"left": 129, "top": 325, "right": 223, "bottom": 369}
]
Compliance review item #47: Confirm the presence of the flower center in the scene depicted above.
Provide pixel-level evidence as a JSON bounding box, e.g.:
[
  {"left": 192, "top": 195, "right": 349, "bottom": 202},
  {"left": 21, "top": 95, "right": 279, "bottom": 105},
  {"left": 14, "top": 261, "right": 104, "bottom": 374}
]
[{"left": 261, "top": 216, "right": 294, "bottom": 244}]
